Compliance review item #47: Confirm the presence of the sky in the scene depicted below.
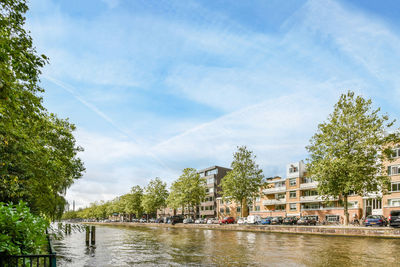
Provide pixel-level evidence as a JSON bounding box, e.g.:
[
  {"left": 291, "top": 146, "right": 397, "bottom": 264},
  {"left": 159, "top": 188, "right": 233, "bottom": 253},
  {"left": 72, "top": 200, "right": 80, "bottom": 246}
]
[{"left": 25, "top": 0, "right": 400, "bottom": 209}]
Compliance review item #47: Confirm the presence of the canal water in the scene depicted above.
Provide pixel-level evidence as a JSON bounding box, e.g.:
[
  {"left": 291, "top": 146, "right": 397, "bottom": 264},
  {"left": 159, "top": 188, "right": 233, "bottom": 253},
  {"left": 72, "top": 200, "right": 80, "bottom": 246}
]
[{"left": 53, "top": 224, "right": 400, "bottom": 266}]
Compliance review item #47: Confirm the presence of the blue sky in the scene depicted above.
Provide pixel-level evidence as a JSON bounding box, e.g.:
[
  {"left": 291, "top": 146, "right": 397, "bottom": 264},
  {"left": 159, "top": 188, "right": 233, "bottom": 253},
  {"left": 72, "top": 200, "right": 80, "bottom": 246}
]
[{"left": 26, "top": 0, "right": 400, "bottom": 208}]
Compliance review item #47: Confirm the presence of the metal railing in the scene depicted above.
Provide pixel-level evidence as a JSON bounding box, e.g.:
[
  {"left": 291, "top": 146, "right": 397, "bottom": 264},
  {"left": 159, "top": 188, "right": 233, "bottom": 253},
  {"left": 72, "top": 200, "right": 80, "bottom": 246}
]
[{"left": 0, "top": 232, "right": 56, "bottom": 267}]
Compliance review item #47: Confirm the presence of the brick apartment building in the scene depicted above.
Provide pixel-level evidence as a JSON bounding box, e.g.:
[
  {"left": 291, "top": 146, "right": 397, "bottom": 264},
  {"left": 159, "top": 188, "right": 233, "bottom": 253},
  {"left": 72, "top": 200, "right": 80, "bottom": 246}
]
[
  {"left": 157, "top": 165, "right": 231, "bottom": 219},
  {"left": 198, "top": 166, "right": 231, "bottom": 218},
  {"left": 217, "top": 146, "right": 400, "bottom": 222}
]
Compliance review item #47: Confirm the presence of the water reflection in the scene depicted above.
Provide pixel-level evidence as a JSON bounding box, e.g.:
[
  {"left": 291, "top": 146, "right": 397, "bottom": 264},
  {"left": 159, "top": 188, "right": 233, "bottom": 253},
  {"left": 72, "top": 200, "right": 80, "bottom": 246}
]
[{"left": 52, "top": 225, "right": 400, "bottom": 266}]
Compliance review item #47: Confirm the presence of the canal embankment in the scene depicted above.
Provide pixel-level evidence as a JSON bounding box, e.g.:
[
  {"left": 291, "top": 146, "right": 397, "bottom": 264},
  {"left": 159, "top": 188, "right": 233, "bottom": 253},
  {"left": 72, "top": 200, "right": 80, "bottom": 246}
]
[{"left": 84, "top": 222, "right": 400, "bottom": 238}]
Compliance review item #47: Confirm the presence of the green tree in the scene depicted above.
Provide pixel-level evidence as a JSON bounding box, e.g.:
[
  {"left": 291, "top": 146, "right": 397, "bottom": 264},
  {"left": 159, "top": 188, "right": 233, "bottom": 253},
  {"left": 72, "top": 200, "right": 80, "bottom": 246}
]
[
  {"left": 124, "top": 185, "right": 143, "bottom": 219},
  {"left": 142, "top": 178, "right": 168, "bottom": 219},
  {"left": 0, "top": 0, "right": 84, "bottom": 219},
  {"left": 306, "top": 91, "right": 399, "bottom": 225},
  {"left": 221, "top": 146, "right": 264, "bottom": 217},
  {"left": 167, "top": 168, "right": 206, "bottom": 218}
]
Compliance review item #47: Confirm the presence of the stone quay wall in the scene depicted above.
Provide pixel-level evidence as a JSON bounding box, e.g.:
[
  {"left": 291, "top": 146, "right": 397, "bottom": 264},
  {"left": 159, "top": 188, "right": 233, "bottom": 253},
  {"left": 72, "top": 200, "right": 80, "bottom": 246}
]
[{"left": 85, "top": 222, "right": 400, "bottom": 238}]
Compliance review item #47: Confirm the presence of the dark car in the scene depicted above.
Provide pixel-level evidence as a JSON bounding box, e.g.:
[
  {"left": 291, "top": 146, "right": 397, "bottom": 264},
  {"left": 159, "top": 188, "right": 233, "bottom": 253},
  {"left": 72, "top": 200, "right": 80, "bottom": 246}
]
[
  {"left": 220, "top": 217, "right": 235, "bottom": 224},
  {"left": 297, "top": 216, "right": 317, "bottom": 226},
  {"left": 364, "top": 215, "right": 387, "bottom": 227},
  {"left": 261, "top": 217, "right": 272, "bottom": 225},
  {"left": 169, "top": 215, "right": 184, "bottom": 225},
  {"left": 155, "top": 218, "right": 164, "bottom": 223},
  {"left": 389, "top": 210, "right": 400, "bottom": 227},
  {"left": 283, "top": 217, "right": 298, "bottom": 225},
  {"left": 270, "top": 217, "right": 283, "bottom": 225}
]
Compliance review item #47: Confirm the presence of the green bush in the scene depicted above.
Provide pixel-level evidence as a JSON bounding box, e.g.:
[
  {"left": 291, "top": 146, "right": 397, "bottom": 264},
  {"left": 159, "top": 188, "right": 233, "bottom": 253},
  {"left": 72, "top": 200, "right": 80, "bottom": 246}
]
[{"left": 0, "top": 201, "right": 49, "bottom": 255}]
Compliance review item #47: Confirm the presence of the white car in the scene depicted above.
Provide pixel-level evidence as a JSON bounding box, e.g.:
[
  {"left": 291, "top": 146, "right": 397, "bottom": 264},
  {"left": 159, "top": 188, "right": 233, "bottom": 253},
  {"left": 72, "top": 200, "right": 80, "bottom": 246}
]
[
  {"left": 207, "top": 218, "right": 218, "bottom": 224},
  {"left": 183, "top": 218, "right": 194, "bottom": 224},
  {"left": 139, "top": 218, "right": 147, "bottom": 223},
  {"left": 237, "top": 217, "right": 248, "bottom": 225},
  {"left": 247, "top": 215, "right": 262, "bottom": 224}
]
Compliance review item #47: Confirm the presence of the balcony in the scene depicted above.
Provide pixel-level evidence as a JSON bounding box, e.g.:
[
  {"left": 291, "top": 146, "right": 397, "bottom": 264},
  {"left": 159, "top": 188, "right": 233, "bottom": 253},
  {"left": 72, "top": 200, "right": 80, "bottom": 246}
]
[
  {"left": 300, "top": 195, "right": 337, "bottom": 202},
  {"left": 299, "top": 195, "right": 323, "bottom": 202},
  {"left": 263, "top": 186, "right": 286, "bottom": 194},
  {"left": 263, "top": 198, "right": 286, "bottom": 205},
  {"left": 300, "top": 181, "right": 318, "bottom": 189}
]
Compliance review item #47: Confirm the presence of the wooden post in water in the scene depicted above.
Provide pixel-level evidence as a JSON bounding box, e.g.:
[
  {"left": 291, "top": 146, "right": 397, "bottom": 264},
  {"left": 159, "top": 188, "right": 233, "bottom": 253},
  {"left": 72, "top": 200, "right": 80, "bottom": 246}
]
[
  {"left": 68, "top": 224, "right": 72, "bottom": 234},
  {"left": 90, "top": 226, "right": 96, "bottom": 245},
  {"left": 85, "top": 226, "right": 90, "bottom": 245},
  {"left": 65, "top": 224, "right": 68, "bottom": 235}
]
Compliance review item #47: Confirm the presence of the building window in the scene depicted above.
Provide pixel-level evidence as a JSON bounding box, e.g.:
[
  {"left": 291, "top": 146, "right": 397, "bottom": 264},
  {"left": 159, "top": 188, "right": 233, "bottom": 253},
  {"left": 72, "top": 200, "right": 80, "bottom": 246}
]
[
  {"left": 388, "top": 199, "right": 400, "bottom": 207},
  {"left": 289, "top": 191, "right": 296, "bottom": 198},
  {"left": 276, "top": 181, "right": 285, "bottom": 188},
  {"left": 255, "top": 197, "right": 260, "bottom": 202},
  {"left": 275, "top": 205, "right": 285, "bottom": 211},
  {"left": 326, "top": 215, "right": 339, "bottom": 222},
  {"left": 302, "top": 190, "right": 318, "bottom": 196},
  {"left": 276, "top": 193, "right": 285, "bottom": 200},
  {"left": 388, "top": 165, "right": 400, "bottom": 176},
  {"left": 302, "top": 203, "right": 320, "bottom": 210},
  {"left": 302, "top": 177, "right": 314, "bottom": 184},
  {"left": 289, "top": 178, "right": 297, "bottom": 186},
  {"left": 220, "top": 208, "right": 224, "bottom": 213},
  {"left": 289, "top": 166, "right": 298, "bottom": 173},
  {"left": 391, "top": 147, "right": 400, "bottom": 158},
  {"left": 206, "top": 169, "right": 218, "bottom": 176},
  {"left": 392, "top": 183, "right": 400, "bottom": 192},
  {"left": 348, "top": 201, "right": 358, "bottom": 209},
  {"left": 236, "top": 206, "right": 241, "bottom": 212},
  {"left": 289, "top": 203, "right": 296, "bottom": 211},
  {"left": 248, "top": 206, "right": 253, "bottom": 212},
  {"left": 207, "top": 177, "right": 215, "bottom": 184},
  {"left": 209, "top": 187, "right": 214, "bottom": 193},
  {"left": 255, "top": 206, "right": 260, "bottom": 211},
  {"left": 226, "top": 207, "right": 230, "bottom": 214}
]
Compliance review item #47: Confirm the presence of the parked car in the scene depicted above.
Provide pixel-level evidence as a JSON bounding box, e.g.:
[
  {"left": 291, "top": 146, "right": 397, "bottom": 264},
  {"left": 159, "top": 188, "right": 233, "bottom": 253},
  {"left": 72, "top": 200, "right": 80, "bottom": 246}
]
[
  {"left": 207, "top": 218, "right": 219, "bottom": 224},
  {"left": 195, "top": 218, "right": 206, "bottom": 224},
  {"left": 155, "top": 218, "right": 164, "bottom": 223},
  {"left": 261, "top": 217, "right": 272, "bottom": 225},
  {"left": 183, "top": 217, "right": 194, "bottom": 224},
  {"left": 247, "top": 215, "right": 262, "bottom": 224},
  {"left": 139, "top": 218, "right": 147, "bottom": 223},
  {"left": 149, "top": 218, "right": 156, "bottom": 223},
  {"left": 169, "top": 215, "right": 184, "bottom": 225},
  {"left": 237, "top": 217, "right": 247, "bottom": 225},
  {"left": 220, "top": 217, "right": 235, "bottom": 224},
  {"left": 297, "top": 216, "right": 317, "bottom": 226},
  {"left": 270, "top": 217, "right": 283, "bottom": 225},
  {"left": 389, "top": 210, "right": 400, "bottom": 227},
  {"left": 364, "top": 215, "right": 387, "bottom": 227},
  {"left": 283, "top": 217, "right": 298, "bottom": 225}
]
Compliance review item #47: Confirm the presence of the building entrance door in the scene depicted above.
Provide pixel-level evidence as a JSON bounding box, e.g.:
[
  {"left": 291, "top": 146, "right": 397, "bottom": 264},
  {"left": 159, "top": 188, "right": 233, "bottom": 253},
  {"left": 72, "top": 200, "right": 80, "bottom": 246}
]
[{"left": 364, "top": 198, "right": 382, "bottom": 217}]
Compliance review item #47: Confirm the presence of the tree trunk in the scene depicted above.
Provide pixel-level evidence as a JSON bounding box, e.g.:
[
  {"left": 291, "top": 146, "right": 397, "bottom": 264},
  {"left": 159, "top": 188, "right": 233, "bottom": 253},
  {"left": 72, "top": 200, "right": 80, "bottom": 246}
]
[
  {"left": 344, "top": 194, "right": 349, "bottom": 225},
  {"left": 241, "top": 199, "right": 244, "bottom": 218}
]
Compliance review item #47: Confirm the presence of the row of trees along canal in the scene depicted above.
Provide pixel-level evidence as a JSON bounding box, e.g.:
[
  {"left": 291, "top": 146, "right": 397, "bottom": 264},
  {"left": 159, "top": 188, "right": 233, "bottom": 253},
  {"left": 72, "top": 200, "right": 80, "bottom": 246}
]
[{"left": 64, "top": 92, "right": 400, "bottom": 226}]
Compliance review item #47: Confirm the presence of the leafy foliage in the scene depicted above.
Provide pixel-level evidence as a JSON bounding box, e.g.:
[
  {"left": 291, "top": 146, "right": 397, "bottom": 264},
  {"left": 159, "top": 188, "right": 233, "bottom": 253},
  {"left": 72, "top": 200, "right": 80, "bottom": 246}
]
[
  {"left": 142, "top": 178, "right": 168, "bottom": 216},
  {"left": 0, "top": 201, "right": 48, "bottom": 256},
  {"left": 221, "top": 146, "right": 264, "bottom": 217},
  {"left": 306, "top": 91, "right": 400, "bottom": 224},
  {"left": 167, "top": 168, "right": 206, "bottom": 217},
  {"left": 0, "top": 0, "right": 85, "bottom": 218}
]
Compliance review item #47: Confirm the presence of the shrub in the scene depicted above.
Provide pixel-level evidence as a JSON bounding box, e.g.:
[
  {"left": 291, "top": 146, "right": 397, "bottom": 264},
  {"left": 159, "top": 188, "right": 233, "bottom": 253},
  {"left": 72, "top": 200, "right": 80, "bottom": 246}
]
[{"left": 0, "top": 201, "right": 49, "bottom": 256}]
